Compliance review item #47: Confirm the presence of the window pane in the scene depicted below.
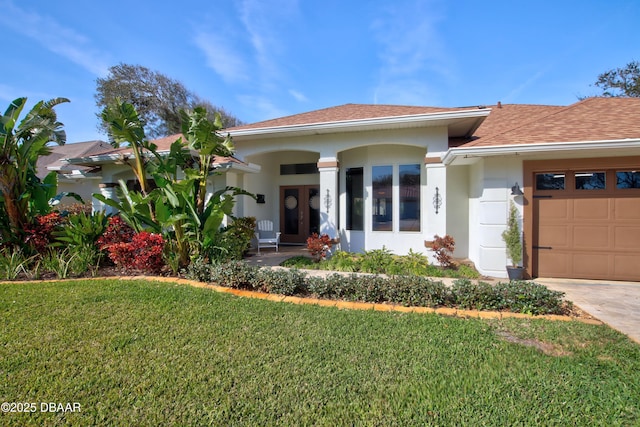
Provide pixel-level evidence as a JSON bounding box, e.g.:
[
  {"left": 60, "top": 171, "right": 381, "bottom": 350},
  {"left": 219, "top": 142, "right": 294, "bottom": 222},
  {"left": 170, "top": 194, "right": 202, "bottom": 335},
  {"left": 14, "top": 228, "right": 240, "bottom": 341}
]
[
  {"left": 575, "top": 172, "right": 605, "bottom": 190},
  {"left": 372, "top": 165, "right": 393, "bottom": 231},
  {"left": 280, "top": 163, "right": 318, "bottom": 175},
  {"left": 536, "top": 173, "right": 565, "bottom": 190},
  {"left": 399, "top": 164, "right": 420, "bottom": 231},
  {"left": 616, "top": 171, "right": 640, "bottom": 189},
  {"left": 346, "top": 167, "right": 363, "bottom": 230}
]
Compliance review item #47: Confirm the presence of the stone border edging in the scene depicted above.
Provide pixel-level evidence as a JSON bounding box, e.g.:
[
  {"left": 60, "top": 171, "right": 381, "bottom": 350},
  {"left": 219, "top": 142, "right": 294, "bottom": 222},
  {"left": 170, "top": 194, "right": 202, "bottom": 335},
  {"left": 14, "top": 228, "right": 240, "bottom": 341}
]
[{"left": 2, "top": 275, "right": 603, "bottom": 325}]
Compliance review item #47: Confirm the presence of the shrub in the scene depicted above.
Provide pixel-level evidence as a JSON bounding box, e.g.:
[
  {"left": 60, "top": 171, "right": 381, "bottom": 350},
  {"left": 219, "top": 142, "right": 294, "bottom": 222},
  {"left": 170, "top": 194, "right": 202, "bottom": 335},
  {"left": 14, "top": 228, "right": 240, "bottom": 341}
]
[
  {"left": 494, "top": 280, "right": 566, "bottom": 315},
  {"left": 97, "top": 215, "right": 135, "bottom": 252},
  {"left": 23, "top": 212, "right": 66, "bottom": 254},
  {"left": 451, "top": 279, "right": 499, "bottom": 310},
  {"left": 429, "top": 234, "right": 456, "bottom": 269},
  {"left": 502, "top": 201, "right": 523, "bottom": 267},
  {"left": 306, "top": 273, "right": 449, "bottom": 307},
  {"left": 449, "top": 264, "right": 481, "bottom": 279},
  {"left": 182, "top": 257, "right": 215, "bottom": 282},
  {"left": 316, "top": 273, "right": 359, "bottom": 299},
  {"left": 350, "top": 274, "right": 388, "bottom": 303},
  {"left": 102, "top": 231, "right": 165, "bottom": 274},
  {"left": 257, "top": 268, "right": 307, "bottom": 296},
  {"left": 360, "top": 247, "right": 394, "bottom": 274},
  {"left": 210, "top": 217, "right": 257, "bottom": 262},
  {"left": 384, "top": 275, "right": 451, "bottom": 307},
  {"left": 281, "top": 255, "right": 315, "bottom": 269},
  {"left": 307, "top": 233, "right": 333, "bottom": 262},
  {"left": 209, "top": 260, "right": 259, "bottom": 289},
  {"left": 53, "top": 210, "right": 108, "bottom": 250},
  {"left": 306, "top": 275, "right": 336, "bottom": 298},
  {"left": 321, "top": 250, "right": 358, "bottom": 272},
  {"left": 395, "top": 249, "right": 431, "bottom": 276}
]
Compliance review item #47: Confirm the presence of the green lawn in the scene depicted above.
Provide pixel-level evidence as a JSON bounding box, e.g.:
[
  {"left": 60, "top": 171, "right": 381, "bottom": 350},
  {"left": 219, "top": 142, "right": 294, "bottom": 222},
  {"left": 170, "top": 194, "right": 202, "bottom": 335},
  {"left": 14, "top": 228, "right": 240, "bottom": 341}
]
[{"left": 1, "top": 279, "right": 639, "bottom": 426}]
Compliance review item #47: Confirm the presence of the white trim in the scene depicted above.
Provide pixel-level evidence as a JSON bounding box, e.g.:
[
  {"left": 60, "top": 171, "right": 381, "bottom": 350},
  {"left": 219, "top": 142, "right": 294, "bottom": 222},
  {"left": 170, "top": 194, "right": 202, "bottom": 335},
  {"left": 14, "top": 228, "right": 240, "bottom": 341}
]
[
  {"left": 442, "top": 138, "right": 640, "bottom": 165},
  {"left": 214, "top": 162, "right": 261, "bottom": 173},
  {"left": 229, "top": 109, "right": 491, "bottom": 139}
]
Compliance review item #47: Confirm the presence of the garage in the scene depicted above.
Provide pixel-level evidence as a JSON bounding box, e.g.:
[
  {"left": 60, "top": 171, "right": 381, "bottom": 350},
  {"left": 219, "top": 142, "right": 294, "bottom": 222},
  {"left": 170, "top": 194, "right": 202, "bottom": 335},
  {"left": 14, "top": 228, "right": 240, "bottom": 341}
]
[{"left": 526, "top": 158, "right": 640, "bottom": 281}]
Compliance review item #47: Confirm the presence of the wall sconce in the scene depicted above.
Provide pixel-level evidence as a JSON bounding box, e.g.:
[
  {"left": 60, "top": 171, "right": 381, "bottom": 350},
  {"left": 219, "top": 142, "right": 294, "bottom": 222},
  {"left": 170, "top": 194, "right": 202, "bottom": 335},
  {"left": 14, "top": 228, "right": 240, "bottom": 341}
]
[
  {"left": 433, "top": 187, "right": 442, "bottom": 214},
  {"left": 510, "top": 183, "right": 523, "bottom": 196},
  {"left": 324, "top": 189, "right": 332, "bottom": 213},
  {"left": 256, "top": 194, "right": 265, "bottom": 204}
]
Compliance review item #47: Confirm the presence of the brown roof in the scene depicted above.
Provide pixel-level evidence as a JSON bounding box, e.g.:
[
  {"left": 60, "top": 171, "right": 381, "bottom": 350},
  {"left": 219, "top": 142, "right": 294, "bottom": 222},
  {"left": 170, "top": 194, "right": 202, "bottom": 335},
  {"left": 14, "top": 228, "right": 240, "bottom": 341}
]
[
  {"left": 66, "top": 133, "right": 243, "bottom": 167},
  {"left": 464, "top": 97, "right": 640, "bottom": 147},
  {"left": 226, "top": 103, "right": 480, "bottom": 131},
  {"left": 37, "top": 140, "right": 112, "bottom": 177},
  {"left": 227, "top": 98, "right": 640, "bottom": 148}
]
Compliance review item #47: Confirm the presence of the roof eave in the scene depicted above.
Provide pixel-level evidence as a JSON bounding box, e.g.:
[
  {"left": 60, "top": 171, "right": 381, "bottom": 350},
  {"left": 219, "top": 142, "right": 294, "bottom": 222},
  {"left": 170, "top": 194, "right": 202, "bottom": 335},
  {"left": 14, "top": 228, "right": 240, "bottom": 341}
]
[
  {"left": 442, "top": 138, "right": 640, "bottom": 165},
  {"left": 214, "top": 162, "right": 261, "bottom": 173},
  {"left": 64, "top": 150, "right": 173, "bottom": 166},
  {"left": 228, "top": 109, "right": 491, "bottom": 139}
]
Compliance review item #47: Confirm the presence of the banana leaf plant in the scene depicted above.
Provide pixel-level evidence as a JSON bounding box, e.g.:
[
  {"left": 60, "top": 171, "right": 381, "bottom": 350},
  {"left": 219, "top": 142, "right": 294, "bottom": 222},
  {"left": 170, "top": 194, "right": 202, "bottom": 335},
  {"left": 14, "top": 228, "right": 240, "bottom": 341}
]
[
  {"left": 0, "top": 97, "right": 69, "bottom": 244},
  {"left": 95, "top": 100, "right": 254, "bottom": 267}
]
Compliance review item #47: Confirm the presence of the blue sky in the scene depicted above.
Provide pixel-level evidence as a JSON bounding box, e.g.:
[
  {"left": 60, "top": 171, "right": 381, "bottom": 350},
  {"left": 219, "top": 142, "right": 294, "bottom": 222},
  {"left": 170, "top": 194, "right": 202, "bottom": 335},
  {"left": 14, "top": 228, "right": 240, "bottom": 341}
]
[{"left": 1, "top": 0, "right": 639, "bottom": 143}]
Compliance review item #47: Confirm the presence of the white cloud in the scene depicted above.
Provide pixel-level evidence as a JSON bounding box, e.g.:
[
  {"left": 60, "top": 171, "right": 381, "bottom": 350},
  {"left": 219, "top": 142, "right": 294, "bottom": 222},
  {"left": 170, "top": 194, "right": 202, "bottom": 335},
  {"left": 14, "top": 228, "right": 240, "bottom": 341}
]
[
  {"left": 0, "top": 1, "right": 110, "bottom": 77},
  {"left": 502, "top": 68, "right": 550, "bottom": 103},
  {"left": 288, "top": 89, "right": 308, "bottom": 102},
  {"left": 237, "top": 94, "right": 290, "bottom": 121},
  {"left": 373, "top": 79, "right": 440, "bottom": 106},
  {"left": 193, "top": 31, "right": 250, "bottom": 84},
  {"left": 371, "top": 0, "right": 452, "bottom": 105},
  {"left": 238, "top": 0, "right": 298, "bottom": 82}
]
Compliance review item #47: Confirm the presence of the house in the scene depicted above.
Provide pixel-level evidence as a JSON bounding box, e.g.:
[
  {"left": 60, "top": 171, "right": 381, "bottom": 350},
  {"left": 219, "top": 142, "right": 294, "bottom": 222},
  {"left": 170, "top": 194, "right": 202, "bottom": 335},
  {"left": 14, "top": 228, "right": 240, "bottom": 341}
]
[
  {"left": 36, "top": 140, "right": 112, "bottom": 206},
  {"left": 66, "top": 97, "right": 640, "bottom": 281},
  {"left": 225, "top": 97, "right": 640, "bottom": 281},
  {"left": 63, "top": 134, "right": 260, "bottom": 214}
]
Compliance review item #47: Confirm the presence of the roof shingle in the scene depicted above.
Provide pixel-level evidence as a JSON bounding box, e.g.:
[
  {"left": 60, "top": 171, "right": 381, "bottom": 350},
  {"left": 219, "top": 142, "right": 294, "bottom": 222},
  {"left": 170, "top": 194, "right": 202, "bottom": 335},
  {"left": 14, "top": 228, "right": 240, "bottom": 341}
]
[
  {"left": 464, "top": 97, "right": 640, "bottom": 147},
  {"left": 226, "top": 103, "right": 481, "bottom": 131}
]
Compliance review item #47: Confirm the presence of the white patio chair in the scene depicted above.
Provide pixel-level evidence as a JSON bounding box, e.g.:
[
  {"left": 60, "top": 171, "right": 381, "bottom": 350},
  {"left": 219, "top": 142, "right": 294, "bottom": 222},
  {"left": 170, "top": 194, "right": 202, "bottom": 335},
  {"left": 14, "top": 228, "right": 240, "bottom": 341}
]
[{"left": 255, "top": 220, "right": 281, "bottom": 254}]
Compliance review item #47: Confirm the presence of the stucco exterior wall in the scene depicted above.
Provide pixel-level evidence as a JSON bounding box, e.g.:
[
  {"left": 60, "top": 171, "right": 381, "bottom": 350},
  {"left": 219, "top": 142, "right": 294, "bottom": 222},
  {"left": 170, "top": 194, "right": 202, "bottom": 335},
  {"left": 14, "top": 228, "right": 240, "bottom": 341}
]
[
  {"left": 57, "top": 178, "right": 100, "bottom": 209},
  {"left": 470, "top": 157, "right": 524, "bottom": 278},
  {"left": 445, "top": 165, "right": 470, "bottom": 258},
  {"left": 234, "top": 126, "right": 450, "bottom": 257},
  {"left": 241, "top": 151, "right": 320, "bottom": 229}
]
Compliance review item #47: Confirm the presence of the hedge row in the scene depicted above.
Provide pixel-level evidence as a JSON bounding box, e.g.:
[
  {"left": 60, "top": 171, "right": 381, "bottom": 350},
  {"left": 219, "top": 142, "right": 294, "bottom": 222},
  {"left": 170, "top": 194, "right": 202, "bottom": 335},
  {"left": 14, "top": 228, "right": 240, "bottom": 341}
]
[{"left": 183, "top": 259, "right": 569, "bottom": 316}]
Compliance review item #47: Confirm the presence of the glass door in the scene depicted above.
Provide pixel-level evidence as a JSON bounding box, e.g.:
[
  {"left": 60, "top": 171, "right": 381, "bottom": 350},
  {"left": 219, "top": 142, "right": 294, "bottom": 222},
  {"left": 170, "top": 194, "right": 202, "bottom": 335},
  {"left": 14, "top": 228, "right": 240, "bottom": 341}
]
[{"left": 280, "top": 185, "right": 320, "bottom": 243}]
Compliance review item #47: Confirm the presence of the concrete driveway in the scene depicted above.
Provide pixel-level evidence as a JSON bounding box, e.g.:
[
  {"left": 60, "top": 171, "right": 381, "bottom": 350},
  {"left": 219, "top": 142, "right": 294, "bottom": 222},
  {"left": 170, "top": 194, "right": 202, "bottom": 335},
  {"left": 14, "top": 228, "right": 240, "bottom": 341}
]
[{"left": 535, "top": 278, "right": 640, "bottom": 344}]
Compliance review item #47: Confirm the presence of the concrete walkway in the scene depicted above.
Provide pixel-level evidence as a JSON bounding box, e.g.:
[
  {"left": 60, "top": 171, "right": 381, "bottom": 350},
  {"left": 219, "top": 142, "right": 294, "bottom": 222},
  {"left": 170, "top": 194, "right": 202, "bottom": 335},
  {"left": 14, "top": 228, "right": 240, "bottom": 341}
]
[
  {"left": 535, "top": 278, "right": 640, "bottom": 344},
  {"left": 245, "top": 247, "right": 640, "bottom": 344}
]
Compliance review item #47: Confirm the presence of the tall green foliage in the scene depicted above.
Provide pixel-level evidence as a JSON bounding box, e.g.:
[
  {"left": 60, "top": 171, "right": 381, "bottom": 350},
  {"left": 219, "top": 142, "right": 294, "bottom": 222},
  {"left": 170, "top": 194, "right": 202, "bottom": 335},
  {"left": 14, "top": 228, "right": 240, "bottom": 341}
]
[
  {"left": 502, "top": 201, "right": 523, "bottom": 267},
  {"left": 0, "top": 97, "right": 69, "bottom": 244},
  {"left": 94, "top": 101, "right": 253, "bottom": 267}
]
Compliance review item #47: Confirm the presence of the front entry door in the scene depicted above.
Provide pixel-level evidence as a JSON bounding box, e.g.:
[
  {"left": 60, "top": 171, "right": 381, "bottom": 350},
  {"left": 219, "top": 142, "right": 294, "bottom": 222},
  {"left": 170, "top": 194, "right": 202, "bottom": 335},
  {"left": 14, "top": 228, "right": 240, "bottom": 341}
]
[{"left": 280, "top": 185, "right": 320, "bottom": 244}]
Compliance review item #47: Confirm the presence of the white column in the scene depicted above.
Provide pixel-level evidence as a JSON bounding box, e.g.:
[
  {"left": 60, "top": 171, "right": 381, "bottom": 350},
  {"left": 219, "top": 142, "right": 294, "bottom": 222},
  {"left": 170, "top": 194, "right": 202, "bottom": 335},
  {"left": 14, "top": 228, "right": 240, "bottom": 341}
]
[
  {"left": 425, "top": 162, "right": 447, "bottom": 241},
  {"left": 317, "top": 157, "right": 339, "bottom": 239},
  {"left": 96, "top": 183, "right": 118, "bottom": 214}
]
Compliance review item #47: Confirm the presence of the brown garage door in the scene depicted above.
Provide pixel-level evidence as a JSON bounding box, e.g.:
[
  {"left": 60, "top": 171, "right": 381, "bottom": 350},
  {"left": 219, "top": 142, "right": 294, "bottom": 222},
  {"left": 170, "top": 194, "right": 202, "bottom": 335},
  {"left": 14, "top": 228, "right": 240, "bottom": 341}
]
[{"left": 533, "top": 169, "right": 640, "bottom": 281}]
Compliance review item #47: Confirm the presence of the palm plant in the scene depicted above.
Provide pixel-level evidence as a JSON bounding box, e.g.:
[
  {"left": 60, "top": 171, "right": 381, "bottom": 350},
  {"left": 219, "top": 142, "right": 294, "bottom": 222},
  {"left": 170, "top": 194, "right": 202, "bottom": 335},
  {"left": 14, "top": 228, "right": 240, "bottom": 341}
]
[
  {"left": 101, "top": 101, "right": 155, "bottom": 195},
  {"left": 94, "top": 100, "right": 253, "bottom": 268},
  {"left": 0, "top": 97, "right": 69, "bottom": 244}
]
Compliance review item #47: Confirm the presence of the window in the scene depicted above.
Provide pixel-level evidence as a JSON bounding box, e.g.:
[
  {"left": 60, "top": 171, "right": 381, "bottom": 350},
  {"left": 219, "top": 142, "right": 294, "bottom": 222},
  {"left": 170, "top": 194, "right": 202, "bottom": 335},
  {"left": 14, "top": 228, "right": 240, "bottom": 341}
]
[
  {"left": 346, "top": 167, "right": 363, "bottom": 230},
  {"left": 536, "top": 173, "right": 565, "bottom": 190},
  {"left": 280, "top": 163, "right": 318, "bottom": 175},
  {"left": 372, "top": 165, "right": 393, "bottom": 231},
  {"left": 575, "top": 172, "right": 605, "bottom": 190},
  {"left": 399, "top": 164, "right": 420, "bottom": 231},
  {"left": 616, "top": 171, "right": 640, "bottom": 189}
]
